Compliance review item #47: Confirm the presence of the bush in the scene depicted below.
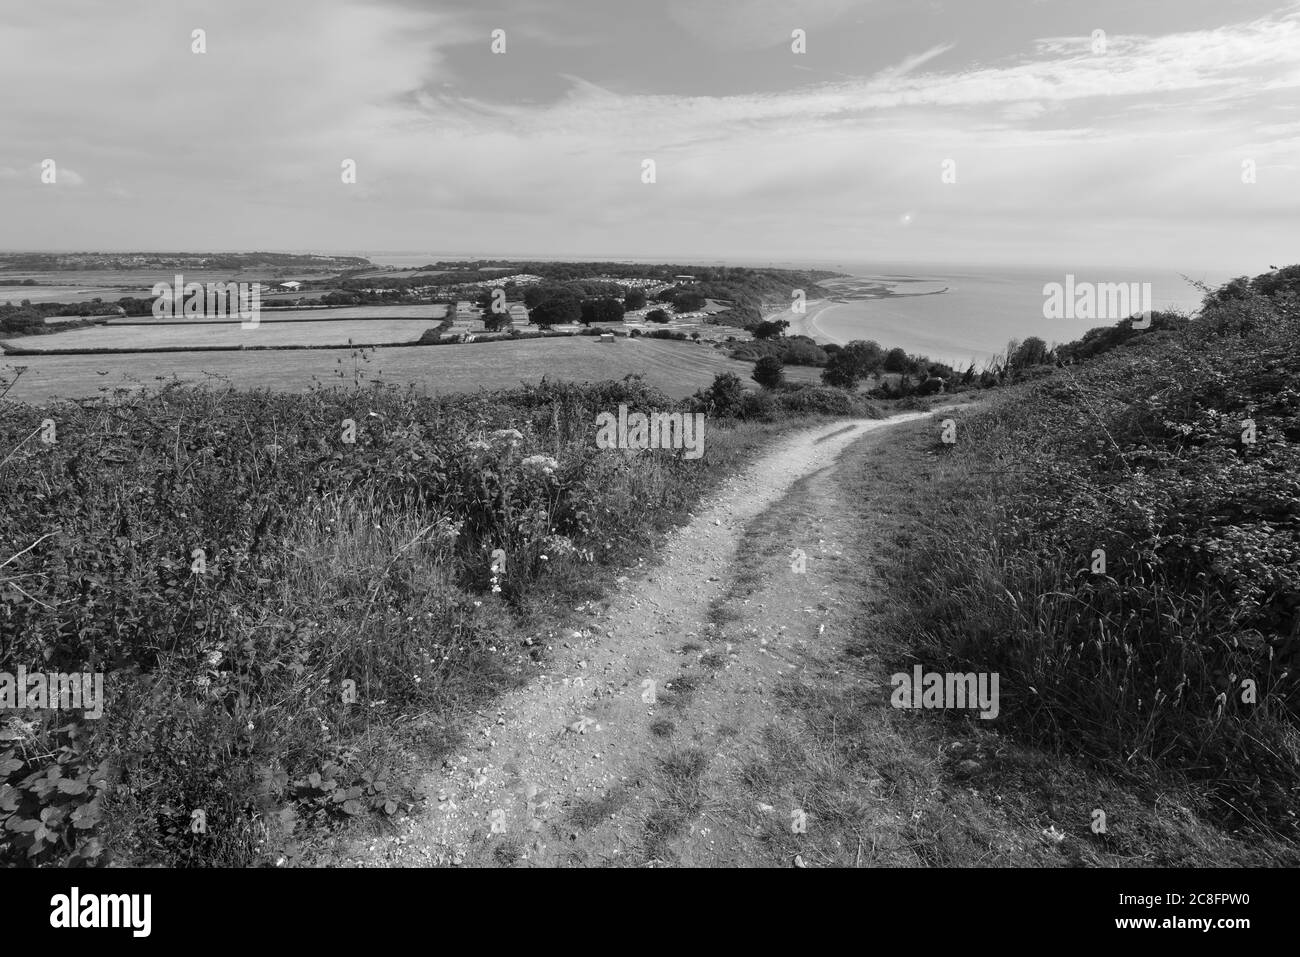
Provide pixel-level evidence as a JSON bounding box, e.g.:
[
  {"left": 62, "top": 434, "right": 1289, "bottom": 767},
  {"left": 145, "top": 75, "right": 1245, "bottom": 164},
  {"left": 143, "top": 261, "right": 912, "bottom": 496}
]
[
  {"left": 752, "top": 356, "right": 784, "bottom": 389},
  {"left": 776, "top": 385, "right": 875, "bottom": 417},
  {"left": 687, "top": 373, "right": 747, "bottom": 418},
  {"left": 739, "top": 390, "right": 778, "bottom": 421}
]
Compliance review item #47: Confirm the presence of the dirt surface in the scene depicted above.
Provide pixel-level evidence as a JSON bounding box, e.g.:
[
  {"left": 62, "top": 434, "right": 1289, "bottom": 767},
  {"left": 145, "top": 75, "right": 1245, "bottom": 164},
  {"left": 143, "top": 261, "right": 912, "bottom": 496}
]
[{"left": 331, "top": 410, "right": 953, "bottom": 868}]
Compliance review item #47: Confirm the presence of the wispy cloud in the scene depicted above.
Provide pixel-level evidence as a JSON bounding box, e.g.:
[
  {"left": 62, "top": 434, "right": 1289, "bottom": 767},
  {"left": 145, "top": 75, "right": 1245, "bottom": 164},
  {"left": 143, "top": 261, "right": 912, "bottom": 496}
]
[{"left": 0, "top": 0, "right": 1294, "bottom": 269}]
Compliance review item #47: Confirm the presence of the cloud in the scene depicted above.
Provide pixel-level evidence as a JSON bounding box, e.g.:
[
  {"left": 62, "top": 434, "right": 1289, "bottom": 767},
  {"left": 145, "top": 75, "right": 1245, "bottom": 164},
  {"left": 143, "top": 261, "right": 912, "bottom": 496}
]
[
  {"left": 665, "top": 0, "right": 879, "bottom": 50},
  {"left": 0, "top": 0, "right": 1295, "bottom": 269}
]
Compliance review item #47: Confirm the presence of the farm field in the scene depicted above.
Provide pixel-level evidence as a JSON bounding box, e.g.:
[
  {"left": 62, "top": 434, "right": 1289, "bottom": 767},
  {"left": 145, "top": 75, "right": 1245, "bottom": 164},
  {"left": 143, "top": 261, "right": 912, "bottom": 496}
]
[
  {"left": 1, "top": 336, "right": 822, "bottom": 403},
  {"left": 0, "top": 267, "right": 343, "bottom": 295},
  {"left": 104, "top": 304, "right": 449, "bottom": 324},
  {"left": 1, "top": 285, "right": 143, "bottom": 304},
  {"left": 3, "top": 318, "right": 443, "bottom": 351}
]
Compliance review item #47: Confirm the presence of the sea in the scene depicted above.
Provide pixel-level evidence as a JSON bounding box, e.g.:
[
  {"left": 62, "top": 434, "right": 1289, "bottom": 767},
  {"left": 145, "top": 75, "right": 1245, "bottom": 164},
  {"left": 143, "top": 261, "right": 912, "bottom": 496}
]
[{"left": 790, "top": 262, "right": 1236, "bottom": 369}]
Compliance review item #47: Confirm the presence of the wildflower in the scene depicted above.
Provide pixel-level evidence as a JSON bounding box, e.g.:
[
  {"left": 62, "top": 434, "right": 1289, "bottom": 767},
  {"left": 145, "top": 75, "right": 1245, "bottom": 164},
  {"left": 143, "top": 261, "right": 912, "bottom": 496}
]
[
  {"left": 543, "top": 534, "right": 576, "bottom": 557},
  {"left": 521, "top": 454, "right": 559, "bottom": 477}
]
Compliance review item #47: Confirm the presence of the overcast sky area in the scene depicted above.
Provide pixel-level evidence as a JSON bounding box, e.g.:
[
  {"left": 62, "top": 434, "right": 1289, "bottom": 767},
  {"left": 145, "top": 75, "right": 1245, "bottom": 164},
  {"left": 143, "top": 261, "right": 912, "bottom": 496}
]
[{"left": 1, "top": 0, "right": 1296, "bottom": 270}]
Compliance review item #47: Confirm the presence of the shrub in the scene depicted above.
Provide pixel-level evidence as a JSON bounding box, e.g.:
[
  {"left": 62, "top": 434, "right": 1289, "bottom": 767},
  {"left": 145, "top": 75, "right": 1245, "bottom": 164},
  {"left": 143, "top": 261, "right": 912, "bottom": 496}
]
[{"left": 752, "top": 356, "right": 784, "bottom": 389}]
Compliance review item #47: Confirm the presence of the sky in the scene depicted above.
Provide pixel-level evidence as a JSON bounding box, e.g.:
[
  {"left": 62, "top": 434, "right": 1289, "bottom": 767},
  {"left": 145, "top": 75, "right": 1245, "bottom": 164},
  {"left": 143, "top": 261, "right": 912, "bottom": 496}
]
[{"left": 1, "top": 0, "right": 1297, "bottom": 271}]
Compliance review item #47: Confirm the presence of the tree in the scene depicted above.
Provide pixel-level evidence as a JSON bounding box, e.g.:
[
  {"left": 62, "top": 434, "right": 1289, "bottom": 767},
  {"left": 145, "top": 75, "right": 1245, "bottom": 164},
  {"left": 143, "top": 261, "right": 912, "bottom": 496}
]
[
  {"left": 821, "top": 351, "right": 861, "bottom": 389},
  {"left": 1009, "top": 336, "right": 1052, "bottom": 370},
  {"left": 752, "top": 319, "right": 789, "bottom": 340},
  {"left": 646, "top": 308, "right": 670, "bottom": 323},
  {"left": 844, "top": 341, "right": 886, "bottom": 379},
  {"left": 821, "top": 340, "right": 886, "bottom": 390},
  {"left": 672, "top": 290, "right": 706, "bottom": 313},
  {"left": 530, "top": 294, "right": 582, "bottom": 327},
  {"left": 579, "top": 298, "right": 624, "bottom": 324},
  {"left": 752, "top": 355, "right": 784, "bottom": 389},
  {"left": 691, "top": 372, "right": 746, "bottom": 416},
  {"left": 782, "top": 339, "right": 828, "bottom": 366},
  {"left": 624, "top": 289, "right": 647, "bottom": 311},
  {"left": 525, "top": 283, "right": 574, "bottom": 308},
  {"left": 883, "top": 347, "right": 909, "bottom": 372}
]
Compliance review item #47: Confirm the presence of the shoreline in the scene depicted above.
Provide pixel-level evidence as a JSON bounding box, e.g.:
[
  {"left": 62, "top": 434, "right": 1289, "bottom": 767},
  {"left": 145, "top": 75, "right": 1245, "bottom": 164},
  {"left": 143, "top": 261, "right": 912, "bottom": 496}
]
[{"left": 764, "top": 298, "right": 846, "bottom": 344}]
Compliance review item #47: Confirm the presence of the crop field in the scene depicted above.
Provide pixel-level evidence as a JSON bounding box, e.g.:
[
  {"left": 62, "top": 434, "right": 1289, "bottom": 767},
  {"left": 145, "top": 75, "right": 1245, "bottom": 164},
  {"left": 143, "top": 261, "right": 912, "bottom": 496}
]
[
  {"left": 1, "top": 285, "right": 144, "bottom": 304},
  {"left": 4, "top": 318, "right": 444, "bottom": 351},
  {"left": 0, "top": 268, "right": 339, "bottom": 288},
  {"left": 103, "top": 304, "right": 449, "bottom": 324},
  {"left": 1, "top": 336, "right": 821, "bottom": 403}
]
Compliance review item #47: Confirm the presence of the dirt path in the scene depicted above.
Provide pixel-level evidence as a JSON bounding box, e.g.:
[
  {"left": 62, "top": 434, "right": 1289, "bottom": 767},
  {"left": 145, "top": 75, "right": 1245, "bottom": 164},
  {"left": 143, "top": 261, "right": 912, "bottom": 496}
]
[{"left": 334, "top": 410, "right": 946, "bottom": 867}]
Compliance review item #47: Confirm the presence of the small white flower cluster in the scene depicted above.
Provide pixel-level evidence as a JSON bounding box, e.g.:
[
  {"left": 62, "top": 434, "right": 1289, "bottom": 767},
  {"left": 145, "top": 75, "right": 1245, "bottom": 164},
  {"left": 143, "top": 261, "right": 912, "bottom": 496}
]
[
  {"left": 520, "top": 454, "right": 559, "bottom": 477},
  {"left": 541, "top": 534, "right": 576, "bottom": 559},
  {"left": 195, "top": 648, "right": 226, "bottom": 689},
  {"left": 430, "top": 516, "right": 463, "bottom": 546}
]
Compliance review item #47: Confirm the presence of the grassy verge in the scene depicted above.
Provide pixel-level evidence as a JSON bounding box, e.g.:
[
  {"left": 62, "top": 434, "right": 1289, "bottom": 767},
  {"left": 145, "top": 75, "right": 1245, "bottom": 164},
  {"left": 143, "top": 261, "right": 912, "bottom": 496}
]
[
  {"left": 722, "top": 413, "right": 1297, "bottom": 866},
  {"left": 870, "top": 286, "right": 1300, "bottom": 848}
]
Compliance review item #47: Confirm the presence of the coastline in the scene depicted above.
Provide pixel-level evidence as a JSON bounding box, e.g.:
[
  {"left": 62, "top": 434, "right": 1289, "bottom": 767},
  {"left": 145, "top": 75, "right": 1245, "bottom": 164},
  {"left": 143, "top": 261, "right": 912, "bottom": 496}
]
[{"left": 764, "top": 298, "right": 845, "bottom": 344}]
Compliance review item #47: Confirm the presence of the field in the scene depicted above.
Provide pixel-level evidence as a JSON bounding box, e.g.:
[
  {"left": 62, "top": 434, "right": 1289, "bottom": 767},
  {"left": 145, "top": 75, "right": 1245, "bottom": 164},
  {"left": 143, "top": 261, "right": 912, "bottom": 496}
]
[
  {"left": 1, "top": 285, "right": 143, "bottom": 305},
  {"left": 1, "top": 336, "right": 823, "bottom": 403},
  {"left": 102, "top": 304, "right": 449, "bottom": 324},
  {"left": 4, "top": 318, "right": 444, "bottom": 351},
  {"left": 0, "top": 267, "right": 341, "bottom": 289},
  {"left": 0, "top": 268, "right": 350, "bottom": 311}
]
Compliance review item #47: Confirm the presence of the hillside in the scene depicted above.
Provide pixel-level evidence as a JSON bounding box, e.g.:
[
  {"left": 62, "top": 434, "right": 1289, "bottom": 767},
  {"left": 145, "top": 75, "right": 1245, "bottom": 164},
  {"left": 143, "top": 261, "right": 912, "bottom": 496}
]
[{"left": 2, "top": 266, "right": 1296, "bottom": 868}]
